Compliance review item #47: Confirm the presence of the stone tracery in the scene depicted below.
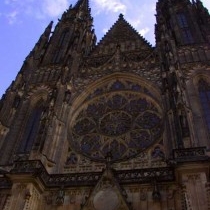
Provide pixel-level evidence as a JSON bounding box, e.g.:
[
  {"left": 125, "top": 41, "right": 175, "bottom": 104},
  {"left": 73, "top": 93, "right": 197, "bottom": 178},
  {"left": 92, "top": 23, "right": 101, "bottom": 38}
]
[{"left": 70, "top": 80, "right": 163, "bottom": 162}]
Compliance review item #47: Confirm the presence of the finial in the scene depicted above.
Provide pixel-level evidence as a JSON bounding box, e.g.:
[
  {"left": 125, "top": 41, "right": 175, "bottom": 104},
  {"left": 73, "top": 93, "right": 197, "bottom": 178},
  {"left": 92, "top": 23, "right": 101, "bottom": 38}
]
[
  {"left": 119, "top": 13, "right": 124, "bottom": 19},
  {"left": 47, "top": 21, "right": 53, "bottom": 30},
  {"left": 43, "top": 21, "right": 53, "bottom": 37}
]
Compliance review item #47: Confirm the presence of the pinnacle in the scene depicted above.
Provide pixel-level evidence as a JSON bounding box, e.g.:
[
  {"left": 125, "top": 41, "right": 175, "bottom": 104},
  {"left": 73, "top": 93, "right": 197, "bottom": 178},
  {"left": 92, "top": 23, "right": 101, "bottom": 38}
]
[
  {"left": 119, "top": 13, "right": 124, "bottom": 19},
  {"left": 38, "top": 21, "right": 53, "bottom": 42},
  {"left": 60, "top": 0, "right": 92, "bottom": 23},
  {"left": 45, "top": 21, "right": 53, "bottom": 32},
  {"left": 74, "top": 0, "right": 89, "bottom": 10}
]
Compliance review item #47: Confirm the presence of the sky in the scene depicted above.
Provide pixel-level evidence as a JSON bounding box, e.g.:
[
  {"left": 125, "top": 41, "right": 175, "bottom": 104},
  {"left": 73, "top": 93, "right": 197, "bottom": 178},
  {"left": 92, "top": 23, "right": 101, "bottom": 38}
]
[{"left": 0, "top": 0, "right": 210, "bottom": 99}]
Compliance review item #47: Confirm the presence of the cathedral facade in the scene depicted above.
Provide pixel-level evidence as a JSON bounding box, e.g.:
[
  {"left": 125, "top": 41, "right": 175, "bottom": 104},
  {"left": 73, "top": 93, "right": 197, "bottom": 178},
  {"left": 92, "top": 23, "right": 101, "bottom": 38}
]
[{"left": 0, "top": 0, "right": 210, "bottom": 209}]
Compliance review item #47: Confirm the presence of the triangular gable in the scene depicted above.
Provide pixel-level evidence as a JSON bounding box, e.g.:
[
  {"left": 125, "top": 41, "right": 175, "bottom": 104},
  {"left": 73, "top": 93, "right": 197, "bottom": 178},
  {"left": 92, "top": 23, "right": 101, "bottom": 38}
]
[
  {"left": 92, "top": 14, "right": 152, "bottom": 55},
  {"left": 82, "top": 167, "right": 131, "bottom": 210}
]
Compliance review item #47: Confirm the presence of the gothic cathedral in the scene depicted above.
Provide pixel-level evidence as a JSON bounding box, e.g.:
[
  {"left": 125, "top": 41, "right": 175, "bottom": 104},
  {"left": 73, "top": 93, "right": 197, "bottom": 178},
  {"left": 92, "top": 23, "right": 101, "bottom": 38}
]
[{"left": 0, "top": 0, "right": 210, "bottom": 209}]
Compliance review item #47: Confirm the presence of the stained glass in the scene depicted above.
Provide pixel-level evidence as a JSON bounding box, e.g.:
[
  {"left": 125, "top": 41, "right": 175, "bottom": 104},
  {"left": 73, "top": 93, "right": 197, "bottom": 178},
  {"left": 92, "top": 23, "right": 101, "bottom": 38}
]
[
  {"left": 199, "top": 79, "right": 210, "bottom": 131},
  {"left": 18, "top": 106, "right": 43, "bottom": 153},
  {"left": 69, "top": 81, "right": 162, "bottom": 162}
]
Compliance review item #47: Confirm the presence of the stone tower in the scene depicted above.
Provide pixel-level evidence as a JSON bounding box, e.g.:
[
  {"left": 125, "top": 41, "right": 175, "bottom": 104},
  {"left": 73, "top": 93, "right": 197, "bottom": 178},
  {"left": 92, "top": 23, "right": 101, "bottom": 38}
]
[{"left": 0, "top": 0, "right": 210, "bottom": 209}]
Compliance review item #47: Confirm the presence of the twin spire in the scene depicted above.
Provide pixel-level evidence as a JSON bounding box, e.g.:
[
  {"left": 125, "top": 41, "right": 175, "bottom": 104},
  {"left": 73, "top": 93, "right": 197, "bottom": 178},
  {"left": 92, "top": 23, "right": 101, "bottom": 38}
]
[
  {"left": 64, "top": 0, "right": 90, "bottom": 19},
  {"left": 74, "top": 0, "right": 89, "bottom": 10}
]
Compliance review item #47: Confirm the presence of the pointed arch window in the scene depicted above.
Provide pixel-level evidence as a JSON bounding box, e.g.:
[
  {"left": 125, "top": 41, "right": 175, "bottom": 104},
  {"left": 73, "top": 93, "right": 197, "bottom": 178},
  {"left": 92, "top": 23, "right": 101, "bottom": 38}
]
[
  {"left": 177, "top": 13, "right": 188, "bottom": 28},
  {"left": 52, "top": 30, "right": 70, "bottom": 63},
  {"left": 176, "top": 13, "right": 194, "bottom": 44},
  {"left": 198, "top": 79, "right": 210, "bottom": 131},
  {"left": 18, "top": 106, "right": 43, "bottom": 153},
  {"left": 58, "top": 30, "right": 69, "bottom": 47}
]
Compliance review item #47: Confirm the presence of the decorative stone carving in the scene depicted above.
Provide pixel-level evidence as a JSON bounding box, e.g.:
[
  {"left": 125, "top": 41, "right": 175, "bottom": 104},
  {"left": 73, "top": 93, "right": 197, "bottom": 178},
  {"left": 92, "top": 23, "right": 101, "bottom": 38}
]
[
  {"left": 152, "top": 180, "right": 161, "bottom": 201},
  {"left": 167, "top": 189, "right": 175, "bottom": 200},
  {"left": 69, "top": 194, "right": 76, "bottom": 204},
  {"left": 66, "top": 152, "right": 78, "bottom": 165},
  {"left": 93, "top": 187, "right": 119, "bottom": 210},
  {"left": 151, "top": 145, "right": 165, "bottom": 159},
  {"left": 69, "top": 80, "right": 163, "bottom": 162},
  {"left": 45, "top": 195, "right": 53, "bottom": 205},
  {"left": 25, "top": 189, "right": 32, "bottom": 200},
  {"left": 56, "top": 187, "right": 65, "bottom": 205},
  {"left": 140, "top": 189, "right": 147, "bottom": 201},
  {"left": 12, "top": 94, "right": 21, "bottom": 109}
]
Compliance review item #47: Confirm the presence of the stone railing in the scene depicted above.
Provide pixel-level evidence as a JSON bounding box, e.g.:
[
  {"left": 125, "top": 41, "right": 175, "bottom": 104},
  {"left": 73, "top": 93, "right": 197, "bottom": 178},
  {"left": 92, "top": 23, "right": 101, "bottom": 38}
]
[
  {"left": 115, "top": 167, "right": 175, "bottom": 184},
  {"left": 0, "top": 160, "right": 175, "bottom": 189},
  {"left": 173, "top": 147, "right": 208, "bottom": 162}
]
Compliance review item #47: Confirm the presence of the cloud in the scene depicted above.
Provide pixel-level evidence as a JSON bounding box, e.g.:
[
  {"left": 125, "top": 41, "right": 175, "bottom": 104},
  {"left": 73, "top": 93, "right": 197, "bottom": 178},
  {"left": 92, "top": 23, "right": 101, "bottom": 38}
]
[
  {"left": 102, "top": 28, "right": 109, "bottom": 34},
  {"left": 139, "top": 27, "right": 150, "bottom": 37},
  {"left": 202, "top": 0, "right": 210, "bottom": 10},
  {"left": 128, "top": 19, "right": 141, "bottom": 28},
  {"left": 42, "top": 0, "right": 69, "bottom": 17},
  {"left": 6, "top": 10, "right": 18, "bottom": 24},
  {"left": 3, "top": 0, "right": 70, "bottom": 23},
  {"left": 92, "top": 0, "right": 127, "bottom": 14},
  {"left": 4, "top": 0, "right": 19, "bottom": 4}
]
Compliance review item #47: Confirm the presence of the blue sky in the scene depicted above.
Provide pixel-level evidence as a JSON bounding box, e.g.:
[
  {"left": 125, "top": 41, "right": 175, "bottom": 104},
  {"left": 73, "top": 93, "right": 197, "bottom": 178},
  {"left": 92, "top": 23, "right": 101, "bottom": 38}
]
[{"left": 0, "top": 0, "right": 210, "bottom": 98}]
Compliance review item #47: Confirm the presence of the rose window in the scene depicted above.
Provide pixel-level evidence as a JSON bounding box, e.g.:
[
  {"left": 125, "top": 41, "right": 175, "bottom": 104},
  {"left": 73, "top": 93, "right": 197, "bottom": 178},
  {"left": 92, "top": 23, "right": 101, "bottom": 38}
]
[
  {"left": 70, "top": 91, "right": 162, "bottom": 162},
  {"left": 99, "top": 111, "right": 132, "bottom": 136}
]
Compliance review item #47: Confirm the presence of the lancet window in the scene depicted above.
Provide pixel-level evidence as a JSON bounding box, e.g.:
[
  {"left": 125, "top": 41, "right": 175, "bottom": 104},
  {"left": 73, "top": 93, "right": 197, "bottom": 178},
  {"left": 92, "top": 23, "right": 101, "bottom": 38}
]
[
  {"left": 18, "top": 106, "right": 43, "bottom": 153},
  {"left": 52, "top": 30, "right": 69, "bottom": 63},
  {"left": 177, "top": 13, "right": 194, "bottom": 44},
  {"left": 198, "top": 79, "right": 210, "bottom": 132}
]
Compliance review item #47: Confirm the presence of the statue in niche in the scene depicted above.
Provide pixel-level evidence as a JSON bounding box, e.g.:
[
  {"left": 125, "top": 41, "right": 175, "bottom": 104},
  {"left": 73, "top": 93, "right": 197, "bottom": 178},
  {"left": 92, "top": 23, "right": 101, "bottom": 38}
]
[
  {"left": 66, "top": 152, "right": 78, "bottom": 165},
  {"left": 83, "top": 16, "right": 96, "bottom": 55},
  {"left": 45, "top": 192, "right": 53, "bottom": 205},
  {"left": 49, "top": 88, "right": 57, "bottom": 107},
  {"left": 152, "top": 180, "right": 161, "bottom": 201},
  {"left": 56, "top": 187, "right": 65, "bottom": 205},
  {"left": 167, "top": 189, "right": 175, "bottom": 199},
  {"left": 13, "top": 94, "right": 21, "bottom": 109},
  {"left": 151, "top": 146, "right": 165, "bottom": 159},
  {"left": 178, "top": 105, "right": 190, "bottom": 137},
  {"left": 64, "top": 90, "right": 71, "bottom": 103},
  {"left": 64, "top": 76, "right": 74, "bottom": 103},
  {"left": 70, "top": 194, "right": 76, "bottom": 204},
  {"left": 140, "top": 189, "right": 147, "bottom": 201}
]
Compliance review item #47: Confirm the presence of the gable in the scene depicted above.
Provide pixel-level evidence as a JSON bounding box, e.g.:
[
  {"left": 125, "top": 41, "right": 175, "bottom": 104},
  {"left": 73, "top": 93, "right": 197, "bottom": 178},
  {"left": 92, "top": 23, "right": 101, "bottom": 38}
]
[{"left": 92, "top": 14, "right": 152, "bottom": 56}]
